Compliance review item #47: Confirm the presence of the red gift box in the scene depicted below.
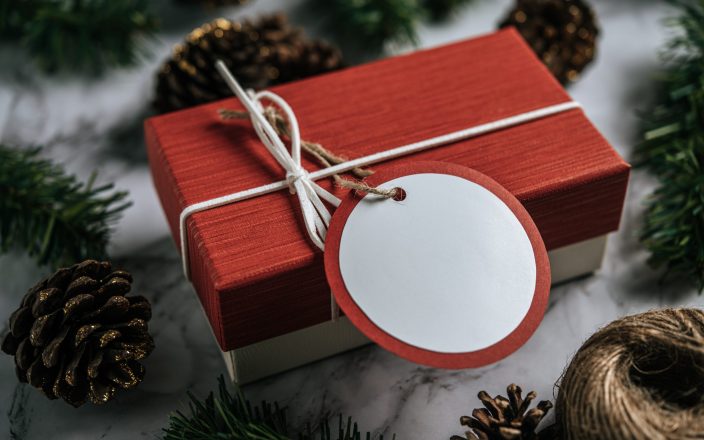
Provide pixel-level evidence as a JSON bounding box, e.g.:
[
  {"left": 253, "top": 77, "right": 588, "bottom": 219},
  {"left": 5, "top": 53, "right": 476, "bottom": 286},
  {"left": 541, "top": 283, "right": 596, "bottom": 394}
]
[{"left": 145, "top": 29, "right": 629, "bottom": 354}]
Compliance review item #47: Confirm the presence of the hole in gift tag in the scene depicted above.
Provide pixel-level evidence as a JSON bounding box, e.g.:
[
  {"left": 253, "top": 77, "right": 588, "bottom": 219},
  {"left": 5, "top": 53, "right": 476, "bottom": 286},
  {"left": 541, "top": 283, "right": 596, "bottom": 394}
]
[
  {"left": 324, "top": 161, "right": 551, "bottom": 369},
  {"left": 392, "top": 187, "right": 407, "bottom": 202}
]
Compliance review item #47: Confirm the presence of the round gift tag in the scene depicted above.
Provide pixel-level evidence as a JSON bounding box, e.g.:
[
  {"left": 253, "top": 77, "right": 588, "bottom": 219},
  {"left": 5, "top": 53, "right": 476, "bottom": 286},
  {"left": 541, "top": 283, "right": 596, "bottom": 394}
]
[{"left": 324, "top": 161, "right": 550, "bottom": 369}]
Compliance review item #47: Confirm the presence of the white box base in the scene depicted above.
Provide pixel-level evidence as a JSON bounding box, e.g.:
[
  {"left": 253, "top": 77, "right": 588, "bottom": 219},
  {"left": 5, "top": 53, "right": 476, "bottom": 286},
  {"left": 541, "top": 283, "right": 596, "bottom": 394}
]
[{"left": 224, "top": 235, "right": 608, "bottom": 384}]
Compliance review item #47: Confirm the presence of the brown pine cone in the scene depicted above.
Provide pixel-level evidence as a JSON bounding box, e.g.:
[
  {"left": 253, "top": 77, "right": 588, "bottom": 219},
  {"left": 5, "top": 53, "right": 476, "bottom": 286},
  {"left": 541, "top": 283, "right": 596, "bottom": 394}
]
[
  {"left": 154, "top": 13, "right": 343, "bottom": 113},
  {"left": 499, "top": 0, "right": 599, "bottom": 84},
  {"left": 451, "top": 384, "right": 554, "bottom": 440},
  {"left": 1, "top": 260, "right": 154, "bottom": 407}
]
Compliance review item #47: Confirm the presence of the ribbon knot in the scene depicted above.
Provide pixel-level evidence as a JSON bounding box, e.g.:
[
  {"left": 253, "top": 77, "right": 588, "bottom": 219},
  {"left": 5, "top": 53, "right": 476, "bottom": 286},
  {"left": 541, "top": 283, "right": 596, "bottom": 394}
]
[
  {"left": 285, "top": 168, "right": 309, "bottom": 194},
  {"left": 215, "top": 60, "right": 341, "bottom": 252}
]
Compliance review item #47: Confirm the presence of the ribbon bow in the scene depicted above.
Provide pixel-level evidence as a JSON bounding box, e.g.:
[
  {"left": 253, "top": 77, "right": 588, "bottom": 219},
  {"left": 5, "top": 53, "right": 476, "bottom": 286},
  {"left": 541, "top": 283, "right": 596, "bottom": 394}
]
[{"left": 215, "top": 60, "right": 341, "bottom": 251}]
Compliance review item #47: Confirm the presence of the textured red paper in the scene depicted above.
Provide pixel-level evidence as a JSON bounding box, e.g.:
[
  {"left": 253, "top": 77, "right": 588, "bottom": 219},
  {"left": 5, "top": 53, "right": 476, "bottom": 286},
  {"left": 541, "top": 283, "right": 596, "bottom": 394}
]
[
  {"left": 145, "top": 28, "right": 629, "bottom": 351},
  {"left": 324, "top": 161, "right": 551, "bottom": 369}
]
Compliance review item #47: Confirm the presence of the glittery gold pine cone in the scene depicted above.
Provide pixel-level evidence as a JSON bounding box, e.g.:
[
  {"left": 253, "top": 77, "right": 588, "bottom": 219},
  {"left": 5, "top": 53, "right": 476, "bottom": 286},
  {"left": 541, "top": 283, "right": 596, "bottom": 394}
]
[
  {"left": 154, "top": 13, "right": 343, "bottom": 113},
  {"left": 451, "top": 384, "right": 554, "bottom": 440},
  {"left": 1, "top": 260, "right": 154, "bottom": 407},
  {"left": 499, "top": 0, "right": 599, "bottom": 84}
]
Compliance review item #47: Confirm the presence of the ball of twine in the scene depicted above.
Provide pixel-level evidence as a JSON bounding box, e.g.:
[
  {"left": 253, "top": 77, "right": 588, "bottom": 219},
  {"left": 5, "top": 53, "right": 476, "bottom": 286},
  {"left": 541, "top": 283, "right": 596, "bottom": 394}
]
[{"left": 555, "top": 308, "right": 704, "bottom": 440}]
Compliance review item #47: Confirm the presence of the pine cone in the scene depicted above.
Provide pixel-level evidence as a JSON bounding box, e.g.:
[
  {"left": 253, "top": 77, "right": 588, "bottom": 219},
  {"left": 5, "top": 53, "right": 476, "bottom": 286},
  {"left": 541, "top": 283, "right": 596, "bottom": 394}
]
[
  {"left": 1, "top": 260, "right": 154, "bottom": 407},
  {"left": 451, "top": 384, "right": 553, "bottom": 440},
  {"left": 499, "top": 0, "right": 599, "bottom": 84},
  {"left": 154, "top": 14, "right": 343, "bottom": 113}
]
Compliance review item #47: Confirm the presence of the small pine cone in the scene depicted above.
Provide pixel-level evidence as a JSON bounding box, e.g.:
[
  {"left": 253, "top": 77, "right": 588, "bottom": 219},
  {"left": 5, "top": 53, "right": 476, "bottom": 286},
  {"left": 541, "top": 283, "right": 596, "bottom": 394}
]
[
  {"left": 288, "top": 40, "right": 344, "bottom": 79},
  {"left": 499, "top": 0, "right": 599, "bottom": 84},
  {"left": 154, "top": 13, "right": 343, "bottom": 113},
  {"left": 1, "top": 260, "right": 154, "bottom": 407},
  {"left": 451, "top": 384, "right": 553, "bottom": 440}
]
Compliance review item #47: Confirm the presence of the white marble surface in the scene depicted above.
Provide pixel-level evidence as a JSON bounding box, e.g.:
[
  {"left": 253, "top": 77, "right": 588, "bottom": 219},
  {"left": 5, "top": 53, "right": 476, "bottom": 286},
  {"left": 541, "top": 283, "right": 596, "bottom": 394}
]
[{"left": 1, "top": 1, "right": 702, "bottom": 439}]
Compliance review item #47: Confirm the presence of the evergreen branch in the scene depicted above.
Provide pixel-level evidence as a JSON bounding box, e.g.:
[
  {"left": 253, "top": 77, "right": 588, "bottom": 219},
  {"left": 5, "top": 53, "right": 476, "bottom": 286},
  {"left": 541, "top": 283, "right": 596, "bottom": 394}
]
[
  {"left": 163, "top": 376, "right": 393, "bottom": 440},
  {"left": 325, "top": 0, "right": 422, "bottom": 49},
  {"left": 421, "top": 0, "right": 475, "bottom": 22},
  {"left": 0, "top": 0, "right": 158, "bottom": 73},
  {"left": 0, "top": 0, "right": 35, "bottom": 36},
  {"left": 0, "top": 145, "right": 130, "bottom": 268},
  {"left": 635, "top": 0, "right": 704, "bottom": 289},
  {"left": 314, "top": 0, "right": 474, "bottom": 51}
]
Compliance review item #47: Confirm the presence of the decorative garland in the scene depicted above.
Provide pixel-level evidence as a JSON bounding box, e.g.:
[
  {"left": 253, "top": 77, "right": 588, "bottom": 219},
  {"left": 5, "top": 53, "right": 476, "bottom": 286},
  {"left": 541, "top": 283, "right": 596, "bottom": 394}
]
[{"left": 635, "top": 0, "right": 704, "bottom": 290}]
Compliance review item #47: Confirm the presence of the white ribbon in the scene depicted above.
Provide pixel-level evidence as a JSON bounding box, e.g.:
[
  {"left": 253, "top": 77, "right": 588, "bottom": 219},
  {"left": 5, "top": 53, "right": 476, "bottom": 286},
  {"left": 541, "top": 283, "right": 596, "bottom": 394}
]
[
  {"left": 217, "top": 61, "right": 341, "bottom": 252},
  {"left": 178, "top": 60, "right": 582, "bottom": 320}
]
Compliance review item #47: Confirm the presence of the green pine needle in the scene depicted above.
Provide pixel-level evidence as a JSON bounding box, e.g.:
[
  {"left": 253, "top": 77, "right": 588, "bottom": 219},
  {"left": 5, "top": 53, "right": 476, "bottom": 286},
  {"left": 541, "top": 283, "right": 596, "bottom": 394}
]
[
  {"left": 0, "top": 145, "right": 130, "bottom": 268},
  {"left": 421, "top": 0, "right": 475, "bottom": 22},
  {"left": 635, "top": 0, "right": 704, "bottom": 290},
  {"left": 325, "top": 0, "right": 422, "bottom": 48},
  {"left": 317, "top": 0, "right": 474, "bottom": 50},
  {"left": 163, "top": 376, "right": 393, "bottom": 440},
  {"left": 0, "top": 0, "right": 158, "bottom": 73}
]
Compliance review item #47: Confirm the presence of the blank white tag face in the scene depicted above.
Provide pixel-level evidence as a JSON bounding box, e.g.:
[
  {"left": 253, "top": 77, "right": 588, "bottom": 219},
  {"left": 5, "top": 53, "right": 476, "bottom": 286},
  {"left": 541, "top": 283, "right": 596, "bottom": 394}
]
[{"left": 335, "top": 173, "right": 537, "bottom": 354}]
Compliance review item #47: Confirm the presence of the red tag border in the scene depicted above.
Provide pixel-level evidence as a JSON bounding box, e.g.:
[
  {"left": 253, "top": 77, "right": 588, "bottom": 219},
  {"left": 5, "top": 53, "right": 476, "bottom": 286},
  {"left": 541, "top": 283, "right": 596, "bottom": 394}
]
[{"left": 324, "top": 161, "right": 551, "bottom": 369}]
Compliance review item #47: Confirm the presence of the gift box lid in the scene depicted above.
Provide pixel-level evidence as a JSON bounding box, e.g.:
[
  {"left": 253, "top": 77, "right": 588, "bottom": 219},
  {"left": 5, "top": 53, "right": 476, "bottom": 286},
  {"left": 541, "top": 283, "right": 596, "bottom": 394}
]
[{"left": 145, "top": 28, "right": 629, "bottom": 352}]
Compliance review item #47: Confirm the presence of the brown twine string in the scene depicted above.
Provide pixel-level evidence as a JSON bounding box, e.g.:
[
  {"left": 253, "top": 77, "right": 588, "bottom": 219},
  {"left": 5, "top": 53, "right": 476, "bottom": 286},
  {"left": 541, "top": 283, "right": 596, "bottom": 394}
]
[
  {"left": 554, "top": 308, "right": 704, "bottom": 440},
  {"left": 218, "top": 108, "right": 399, "bottom": 199}
]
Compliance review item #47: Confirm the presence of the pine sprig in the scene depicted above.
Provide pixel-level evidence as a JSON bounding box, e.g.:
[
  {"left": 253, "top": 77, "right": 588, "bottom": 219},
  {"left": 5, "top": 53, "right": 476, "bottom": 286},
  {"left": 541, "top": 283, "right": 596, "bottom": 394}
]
[
  {"left": 0, "top": 0, "right": 157, "bottom": 73},
  {"left": 421, "top": 0, "right": 475, "bottom": 22},
  {"left": 635, "top": 0, "right": 704, "bottom": 289},
  {"left": 316, "top": 0, "right": 474, "bottom": 50},
  {"left": 324, "top": 0, "right": 422, "bottom": 49},
  {"left": 0, "top": 146, "right": 130, "bottom": 268},
  {"left": 163, "top": 376, "right": 393, "bottom": 440}
]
